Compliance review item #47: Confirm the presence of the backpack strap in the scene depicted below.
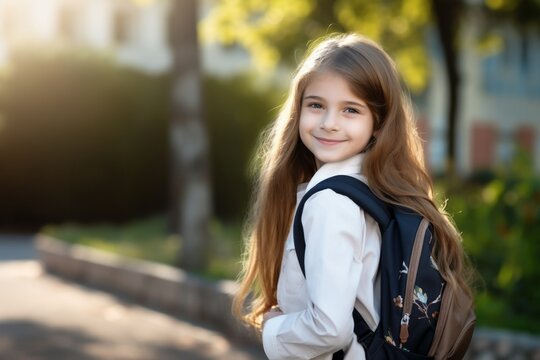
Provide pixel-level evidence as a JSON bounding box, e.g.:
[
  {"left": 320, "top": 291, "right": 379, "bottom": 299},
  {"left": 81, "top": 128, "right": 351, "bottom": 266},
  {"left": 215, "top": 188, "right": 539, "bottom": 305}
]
[
  {"left": 292, "top": 175, "right": 390, "bottom": 356},
  {"left": 293, "top": 175, "right": 390, "bottom": 277}
]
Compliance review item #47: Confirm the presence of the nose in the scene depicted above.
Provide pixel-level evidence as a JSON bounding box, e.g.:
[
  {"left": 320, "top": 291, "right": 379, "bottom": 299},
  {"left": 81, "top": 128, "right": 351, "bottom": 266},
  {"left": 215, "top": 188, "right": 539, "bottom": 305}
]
[{"left": 319, "top": 110, "right": 339, "bottom": 131}]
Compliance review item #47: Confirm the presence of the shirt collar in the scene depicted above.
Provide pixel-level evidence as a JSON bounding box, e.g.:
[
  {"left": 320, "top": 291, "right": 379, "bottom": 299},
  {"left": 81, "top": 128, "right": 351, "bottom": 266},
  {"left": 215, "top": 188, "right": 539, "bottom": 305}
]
[{"left": 305, "top": 153, "right": 365, "bottom": 192}]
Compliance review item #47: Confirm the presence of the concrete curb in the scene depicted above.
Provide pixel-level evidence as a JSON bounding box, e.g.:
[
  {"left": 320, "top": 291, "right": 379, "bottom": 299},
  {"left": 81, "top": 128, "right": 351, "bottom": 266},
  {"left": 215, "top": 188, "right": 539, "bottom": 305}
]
[
  {"left": 35, "top": 235, "right": 540, "bottom": 359},
  {"left": 466, "top": 328, "right": 540, "bottom": 359},
  {"left": 34, "top": 234, "right": 259, "bottom": 346}
]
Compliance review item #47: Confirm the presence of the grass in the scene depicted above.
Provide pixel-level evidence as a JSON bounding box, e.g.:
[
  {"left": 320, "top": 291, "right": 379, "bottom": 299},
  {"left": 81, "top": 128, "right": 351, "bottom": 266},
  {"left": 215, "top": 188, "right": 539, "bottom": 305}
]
[{"left": 40, "top": 214, "right": 244, "bottom": 280}]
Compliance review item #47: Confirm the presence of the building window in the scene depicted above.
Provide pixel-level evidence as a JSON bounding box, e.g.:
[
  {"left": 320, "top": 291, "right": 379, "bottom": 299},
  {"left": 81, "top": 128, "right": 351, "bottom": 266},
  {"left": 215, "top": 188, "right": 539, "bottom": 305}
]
[{"left": 481, "top": 29, "right": 540, "bottom": 97}]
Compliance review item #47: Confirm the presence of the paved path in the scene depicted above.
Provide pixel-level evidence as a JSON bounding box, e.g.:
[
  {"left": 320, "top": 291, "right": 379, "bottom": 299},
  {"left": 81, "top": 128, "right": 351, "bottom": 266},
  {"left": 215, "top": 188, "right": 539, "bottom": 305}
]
[{"left": 0, "top": 236, "right": 266, "bottom": 360}]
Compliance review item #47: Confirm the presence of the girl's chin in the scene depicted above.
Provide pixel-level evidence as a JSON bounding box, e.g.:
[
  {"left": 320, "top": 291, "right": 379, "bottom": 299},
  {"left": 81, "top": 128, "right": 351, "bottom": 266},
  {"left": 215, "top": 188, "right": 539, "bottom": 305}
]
[{"left": 314, "top": 156, "right": 347, "bottom": 164}]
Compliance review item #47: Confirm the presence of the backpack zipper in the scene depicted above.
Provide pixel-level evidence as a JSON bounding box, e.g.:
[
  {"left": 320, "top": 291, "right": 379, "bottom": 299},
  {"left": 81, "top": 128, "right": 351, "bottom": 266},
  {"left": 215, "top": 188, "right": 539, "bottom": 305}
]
[
  {"left": 399, "top": 218, "right": 430, "bottom": 345},
  {"left": 400, "top": 313, "right": 410, "bottom": 343}
]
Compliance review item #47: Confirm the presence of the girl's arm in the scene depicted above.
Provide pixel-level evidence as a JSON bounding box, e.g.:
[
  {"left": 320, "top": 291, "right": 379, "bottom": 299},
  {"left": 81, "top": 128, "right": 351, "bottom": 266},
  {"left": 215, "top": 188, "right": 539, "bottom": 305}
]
[
  {"left": 263, "top": 306, "right": 284, "bottom": 327},
  {"left": 262, "top": 189, "right": 370, "bottom": 360}
]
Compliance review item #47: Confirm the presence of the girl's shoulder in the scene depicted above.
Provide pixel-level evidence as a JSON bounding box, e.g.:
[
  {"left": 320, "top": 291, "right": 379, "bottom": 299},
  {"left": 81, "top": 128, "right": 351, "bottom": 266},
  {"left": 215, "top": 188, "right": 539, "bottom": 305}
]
[{"left": 303, "top": 186, "right": 364, "bottom": 219}]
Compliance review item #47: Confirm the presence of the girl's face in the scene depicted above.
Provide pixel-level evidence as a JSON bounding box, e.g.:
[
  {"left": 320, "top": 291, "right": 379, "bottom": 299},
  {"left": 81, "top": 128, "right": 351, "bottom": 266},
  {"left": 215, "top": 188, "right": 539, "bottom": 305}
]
[{"left": 299, "top": 71, "right": 375, "bottom": 168}]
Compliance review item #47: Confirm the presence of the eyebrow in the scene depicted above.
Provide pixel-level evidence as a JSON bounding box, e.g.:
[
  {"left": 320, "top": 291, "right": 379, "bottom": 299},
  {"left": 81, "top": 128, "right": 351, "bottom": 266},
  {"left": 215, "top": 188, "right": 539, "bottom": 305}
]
[{"left": 303, "top": 95, "right": 367, "bottom": 109}]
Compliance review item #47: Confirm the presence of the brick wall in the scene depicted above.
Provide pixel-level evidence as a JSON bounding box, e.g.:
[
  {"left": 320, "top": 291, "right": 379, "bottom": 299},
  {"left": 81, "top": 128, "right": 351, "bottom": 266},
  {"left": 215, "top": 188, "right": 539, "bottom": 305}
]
[
  {"left": 471, "top": 122, "right": 498, "bottom": 170},
  {"left": 470, "top": 122, "right": 536, "bottom": 172}
]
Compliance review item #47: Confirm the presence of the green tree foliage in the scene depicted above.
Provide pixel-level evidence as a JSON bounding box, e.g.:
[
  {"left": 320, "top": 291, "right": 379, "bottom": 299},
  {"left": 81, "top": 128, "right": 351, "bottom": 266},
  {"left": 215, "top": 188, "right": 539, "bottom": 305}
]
[
  {"left": 201, "top": 0, "right": 431, "bottom": 92},
  {"left": 202, "top": 0, "right": 540, "bottom": 91}
]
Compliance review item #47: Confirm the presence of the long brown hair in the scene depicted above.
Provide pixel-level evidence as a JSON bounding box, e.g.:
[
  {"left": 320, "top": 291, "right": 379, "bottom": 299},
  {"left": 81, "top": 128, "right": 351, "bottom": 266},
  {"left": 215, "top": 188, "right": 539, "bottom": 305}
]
[{"left": 233, "top": 33, "right": 471, "bottom": 329}]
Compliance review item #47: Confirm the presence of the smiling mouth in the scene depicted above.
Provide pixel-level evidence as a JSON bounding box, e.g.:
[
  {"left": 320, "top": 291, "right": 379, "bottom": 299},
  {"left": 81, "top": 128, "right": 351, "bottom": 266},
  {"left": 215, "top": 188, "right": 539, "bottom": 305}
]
[{"left": 315, "top": 136, "right": 346, "bottom": 145}]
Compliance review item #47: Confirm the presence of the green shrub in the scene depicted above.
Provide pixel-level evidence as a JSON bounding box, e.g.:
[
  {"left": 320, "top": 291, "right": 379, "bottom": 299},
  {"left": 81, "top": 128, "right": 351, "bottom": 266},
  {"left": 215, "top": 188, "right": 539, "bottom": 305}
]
[
  {"left": 0, "top": 45, "right": 284, "bottom": 226},
  {"left": 0, "top": 46, "right": 170, "bottom": 227},
  {"left": 446, "top": 153, "right": 540, "bottom": 333},
  {"left": 204, "top": 74, "right": 282, "bottom": 219}
]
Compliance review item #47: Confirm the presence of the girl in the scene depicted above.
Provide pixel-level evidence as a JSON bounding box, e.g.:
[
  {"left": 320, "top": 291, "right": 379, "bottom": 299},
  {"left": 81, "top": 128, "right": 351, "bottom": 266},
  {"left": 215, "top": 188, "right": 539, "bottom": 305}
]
[{"left": 233, "top": 33, "right": 471, "bottom": 359}]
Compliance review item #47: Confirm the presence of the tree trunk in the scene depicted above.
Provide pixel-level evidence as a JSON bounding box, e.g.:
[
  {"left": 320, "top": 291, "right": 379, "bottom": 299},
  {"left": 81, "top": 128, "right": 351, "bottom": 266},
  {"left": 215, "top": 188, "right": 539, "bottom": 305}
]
[
  {"left": 431, "top": 0, "right": 462, "bottom": 177},
  {"left": 168, "top": 0, "right": 212, "bottom": 271}
]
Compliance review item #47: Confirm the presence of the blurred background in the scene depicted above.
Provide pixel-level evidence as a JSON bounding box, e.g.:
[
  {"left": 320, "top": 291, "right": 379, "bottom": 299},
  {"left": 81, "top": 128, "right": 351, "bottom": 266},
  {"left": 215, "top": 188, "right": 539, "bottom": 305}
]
[{"left": 0, "top": 0, "right": 538, "bottom": 358}]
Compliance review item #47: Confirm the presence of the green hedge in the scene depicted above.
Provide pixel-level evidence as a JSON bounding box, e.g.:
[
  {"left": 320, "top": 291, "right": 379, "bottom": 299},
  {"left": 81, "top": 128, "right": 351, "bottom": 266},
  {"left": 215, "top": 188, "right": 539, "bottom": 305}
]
[
  {"left": 204, "top": 74, "right": 281, "bottom": 219},
  {"left": 0, "top": 47, "right": 170, "bottom": 227},
  {"left": 0, "top": 47, "right": 283, "bottom": 227}
]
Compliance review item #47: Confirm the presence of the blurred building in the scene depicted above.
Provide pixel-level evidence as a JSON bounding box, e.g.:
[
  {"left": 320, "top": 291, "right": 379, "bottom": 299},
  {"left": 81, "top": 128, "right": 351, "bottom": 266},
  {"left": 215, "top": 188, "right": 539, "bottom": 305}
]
[
  {"left": 0, "top": 0, "right": 247, "bottom": 75},
  {"left": 0, "top": 0, "right": 172, "bottom": 73},
  {"left": 0, "top": 0, "right": 537, "bottom": 174},
  {"left": 422, "top": 19, "right": 540, "bottom": 174}
]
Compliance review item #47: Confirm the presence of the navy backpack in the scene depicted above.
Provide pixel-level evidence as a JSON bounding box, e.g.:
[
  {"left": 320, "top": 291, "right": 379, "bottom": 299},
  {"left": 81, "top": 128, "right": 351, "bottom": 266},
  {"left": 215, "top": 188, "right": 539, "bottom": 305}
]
[{"left": 293, "top": 175, "right": 475, "bottom": 359}]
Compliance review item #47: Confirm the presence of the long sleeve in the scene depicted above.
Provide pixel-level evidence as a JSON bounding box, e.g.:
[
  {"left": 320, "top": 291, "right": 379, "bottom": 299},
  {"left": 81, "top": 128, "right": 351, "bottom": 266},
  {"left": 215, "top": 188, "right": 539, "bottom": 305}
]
[{"left": 263, "top": 189, "right": 368, "bottom": 360}]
